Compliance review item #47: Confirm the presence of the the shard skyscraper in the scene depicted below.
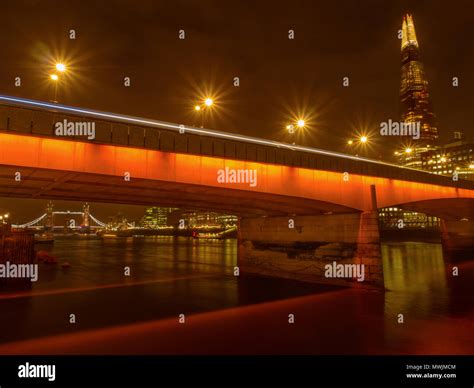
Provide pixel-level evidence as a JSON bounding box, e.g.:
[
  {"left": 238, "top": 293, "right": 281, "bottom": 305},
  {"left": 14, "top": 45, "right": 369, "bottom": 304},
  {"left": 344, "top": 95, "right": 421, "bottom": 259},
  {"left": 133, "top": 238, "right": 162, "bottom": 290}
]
[{"left": 399, "top": 14, "right": 438, "bottom": 147}]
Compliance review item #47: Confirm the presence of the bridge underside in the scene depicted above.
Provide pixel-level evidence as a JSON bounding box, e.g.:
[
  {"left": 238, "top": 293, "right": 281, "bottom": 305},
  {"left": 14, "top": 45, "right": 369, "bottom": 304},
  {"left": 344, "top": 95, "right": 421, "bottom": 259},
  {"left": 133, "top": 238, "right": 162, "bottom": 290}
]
[
  {"left": 2, "top": 164, "right": 473, "bottom": 220},
  {"left": 0, "top": 165, "right": 356, "bottom": 218}
]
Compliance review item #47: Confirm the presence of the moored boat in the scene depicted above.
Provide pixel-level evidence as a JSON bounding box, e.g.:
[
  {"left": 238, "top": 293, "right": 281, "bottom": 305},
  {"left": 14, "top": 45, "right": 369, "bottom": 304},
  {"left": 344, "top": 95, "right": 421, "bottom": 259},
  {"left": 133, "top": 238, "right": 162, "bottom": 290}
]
[{"left": 34, "top": 232, "right": 54, "bottom": 244}]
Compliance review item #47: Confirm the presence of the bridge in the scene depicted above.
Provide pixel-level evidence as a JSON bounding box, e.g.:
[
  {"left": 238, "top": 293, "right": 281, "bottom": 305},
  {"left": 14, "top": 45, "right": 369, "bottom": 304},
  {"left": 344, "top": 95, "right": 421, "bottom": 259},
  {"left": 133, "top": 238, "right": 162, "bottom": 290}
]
[
  {"left": 1, "top": 95, "right": 473, "bottom": 288},
  {"left": 11, "top": 202, "right": 106, "bottom": 230}
]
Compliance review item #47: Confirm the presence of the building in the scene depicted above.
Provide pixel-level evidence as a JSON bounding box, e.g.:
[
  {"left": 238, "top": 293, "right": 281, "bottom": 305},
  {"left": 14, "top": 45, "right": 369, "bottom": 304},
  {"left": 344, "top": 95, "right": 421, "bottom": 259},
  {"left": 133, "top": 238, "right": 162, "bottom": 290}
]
[
  {"left": 395, "top": 19, "right": 474, "bottom": 179},
  {"left": 399, "top": 14, "right": 438, "bottom": 148},
  {"left": 382, "top": 15, "right": 440, "bottom": 228},
  {"left": 394, "top": 14, "right": 438, "bottom": 169},
  {"left": 140, "top": 207, "right": 177, "bottom": 228},
  {"left": 379, "top": 207, "right": 439, "bottom": 229},
  {"left": 106, "top": 213, "right": 130, "bottom": 230},
  {"left": 166, "top": 210, "right": 238, "bottom": 229},
  {"left": 385, "top": 16, "right": 474, "bottom": 231},
  {"left": 420, "top": 132, "right": 474, "bottom": 180},
  {"left": 180, "top": 212, "right": 237, "bottom": 229}
]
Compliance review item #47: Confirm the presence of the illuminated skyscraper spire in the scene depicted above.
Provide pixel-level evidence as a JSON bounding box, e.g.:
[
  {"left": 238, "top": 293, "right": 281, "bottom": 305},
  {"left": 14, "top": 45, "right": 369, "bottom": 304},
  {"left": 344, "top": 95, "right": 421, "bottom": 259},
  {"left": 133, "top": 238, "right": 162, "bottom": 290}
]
[
  {"left": 400, "top": 14, "right": 438, "bottom": 147},
  {"left": 401, "top": 14, "right": 418, "bottom": 49}
]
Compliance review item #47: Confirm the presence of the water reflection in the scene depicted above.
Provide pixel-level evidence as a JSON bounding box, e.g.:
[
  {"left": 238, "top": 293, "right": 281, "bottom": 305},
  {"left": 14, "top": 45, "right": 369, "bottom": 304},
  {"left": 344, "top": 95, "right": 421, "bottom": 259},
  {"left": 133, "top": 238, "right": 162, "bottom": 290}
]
[
  {"left": 17, "top": 237, "right": 461, "bottom": 322},
  {"left": 32, "top": 236, "right": 237, "bottom": 291},
  {"left": 382, "top": 243, "right": 449, "bottom": 318},
  {"left": 0, "top": 237, "right": 470, "bottom": 354}
]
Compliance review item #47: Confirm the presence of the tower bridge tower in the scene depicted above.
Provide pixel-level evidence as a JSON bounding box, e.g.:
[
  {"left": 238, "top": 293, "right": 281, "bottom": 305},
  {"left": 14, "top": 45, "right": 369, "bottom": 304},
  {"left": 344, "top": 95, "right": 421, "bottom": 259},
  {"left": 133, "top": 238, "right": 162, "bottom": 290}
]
[
  {"left": 83, "top": 203, "right": 90, "bottom": 228},
  {"left": 45, "top": 201, "right": 54, "bottom": 230}
]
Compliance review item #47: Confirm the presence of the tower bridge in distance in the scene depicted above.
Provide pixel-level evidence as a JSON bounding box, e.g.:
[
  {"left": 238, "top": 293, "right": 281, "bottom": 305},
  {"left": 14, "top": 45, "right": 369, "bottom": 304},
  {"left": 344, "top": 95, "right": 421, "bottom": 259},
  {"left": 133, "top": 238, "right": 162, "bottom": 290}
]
[
  {"left": 11, "top": 202, "right": 106, "bottom": 230},
  {"left": 0, "top": 95, "right": 473, "bottom": 288}
]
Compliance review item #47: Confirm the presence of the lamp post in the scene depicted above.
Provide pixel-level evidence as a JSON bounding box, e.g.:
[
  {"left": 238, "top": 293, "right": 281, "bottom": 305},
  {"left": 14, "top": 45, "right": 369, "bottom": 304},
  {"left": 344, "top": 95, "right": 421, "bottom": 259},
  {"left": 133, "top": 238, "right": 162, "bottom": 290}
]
[
  {"left": 194, "top": 98, "right": 214, "bottom": 128},
  {"left": 50, "top": 74, "right": 59, "bottom": 102},
  {"left": 203, "top": 98, "right": 213, "bottom": 127},
  {"left": 50, "top": 63, "right": 66, "bottom": 103}
]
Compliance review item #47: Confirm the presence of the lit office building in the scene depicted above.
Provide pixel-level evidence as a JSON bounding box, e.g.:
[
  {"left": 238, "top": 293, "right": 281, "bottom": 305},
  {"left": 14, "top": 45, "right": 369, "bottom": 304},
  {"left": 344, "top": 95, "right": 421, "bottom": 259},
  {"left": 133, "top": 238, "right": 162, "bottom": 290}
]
[
  {"left": 185, "top": 212, "right": 237, "bottom": 229},
  {"left": 140, "top": 207, "right": 178, "bottom": 228},
  {"left": 420, "top": 132, "right": 474, "bottom": 180},
  {"left": 167, "top": 211, "right": 237, "bottom": 229},
  {"left": 378, "top": 207, "right": 439, "bottom": 229}
]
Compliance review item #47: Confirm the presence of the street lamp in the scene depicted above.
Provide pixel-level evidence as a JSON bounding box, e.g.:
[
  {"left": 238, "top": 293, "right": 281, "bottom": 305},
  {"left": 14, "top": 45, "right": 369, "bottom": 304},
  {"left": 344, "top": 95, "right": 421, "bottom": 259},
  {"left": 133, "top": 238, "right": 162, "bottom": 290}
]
[
  {"left": 347, "top": 140, "right": 353, "bottom": 145},
  {"left": 359, "top": 135, "right": 368, "bottom": 144},
  {"left": 50, "top": 62, "right": 67, "bottom": 103},
  {"left": 195, "top": 98, "right": 215, "bottom": 127},
  {"left": 286, "top": 118, "right": 306, "bottom": 135},
  {"left": 405, "top": 147, "right": 413, "bottom": 154},
  {"left": 55, "top": 63, "right": 66, "bottom": 72}
]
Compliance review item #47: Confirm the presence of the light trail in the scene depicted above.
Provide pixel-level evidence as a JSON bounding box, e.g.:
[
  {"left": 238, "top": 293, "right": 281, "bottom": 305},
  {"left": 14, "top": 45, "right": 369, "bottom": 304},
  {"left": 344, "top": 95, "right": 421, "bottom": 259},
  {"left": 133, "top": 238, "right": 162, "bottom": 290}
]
[{"left": 0, "top": 273, "right": 220, "bottom": 300}]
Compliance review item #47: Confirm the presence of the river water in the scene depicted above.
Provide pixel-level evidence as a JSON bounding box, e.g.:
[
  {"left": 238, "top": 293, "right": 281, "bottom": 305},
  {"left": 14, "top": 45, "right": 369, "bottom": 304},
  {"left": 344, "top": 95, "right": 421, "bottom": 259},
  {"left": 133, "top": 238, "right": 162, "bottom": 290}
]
[{"left": 0, "top": 236, "right": 472, "bottom": 354}]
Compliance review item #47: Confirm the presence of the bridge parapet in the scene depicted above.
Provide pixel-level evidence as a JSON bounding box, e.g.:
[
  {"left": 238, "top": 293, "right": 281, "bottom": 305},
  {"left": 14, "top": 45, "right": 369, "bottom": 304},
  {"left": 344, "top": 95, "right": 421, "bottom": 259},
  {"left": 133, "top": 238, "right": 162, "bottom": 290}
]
[{"left": 1, "top": 98, "right": 473, "bottom": 191}]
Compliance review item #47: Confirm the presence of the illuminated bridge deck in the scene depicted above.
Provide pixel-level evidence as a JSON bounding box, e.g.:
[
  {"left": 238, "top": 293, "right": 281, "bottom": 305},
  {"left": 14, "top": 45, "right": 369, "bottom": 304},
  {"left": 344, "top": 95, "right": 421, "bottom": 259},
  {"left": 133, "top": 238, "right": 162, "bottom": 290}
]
[{"left": 1, "top": 95, "right": 473, "bottom": 191}]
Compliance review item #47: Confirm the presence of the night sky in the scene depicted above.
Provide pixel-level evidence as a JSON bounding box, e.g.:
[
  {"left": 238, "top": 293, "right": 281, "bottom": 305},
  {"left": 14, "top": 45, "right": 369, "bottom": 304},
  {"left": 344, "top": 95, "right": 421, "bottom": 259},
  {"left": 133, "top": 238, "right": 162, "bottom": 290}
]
[{"left": 1, "top": 0, "right": 473, "bottom": 222}]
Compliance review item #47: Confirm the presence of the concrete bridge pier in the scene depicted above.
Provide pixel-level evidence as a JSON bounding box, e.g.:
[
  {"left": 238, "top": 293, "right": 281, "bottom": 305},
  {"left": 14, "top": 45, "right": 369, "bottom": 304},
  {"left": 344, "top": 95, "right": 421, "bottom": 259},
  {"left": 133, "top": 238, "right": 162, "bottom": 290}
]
[
  {"left": 237, "top": 210, "right": 384, "bottom": 289},
  {"left": 440, "top": 219, "right": 474, "bottom": 261}
]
